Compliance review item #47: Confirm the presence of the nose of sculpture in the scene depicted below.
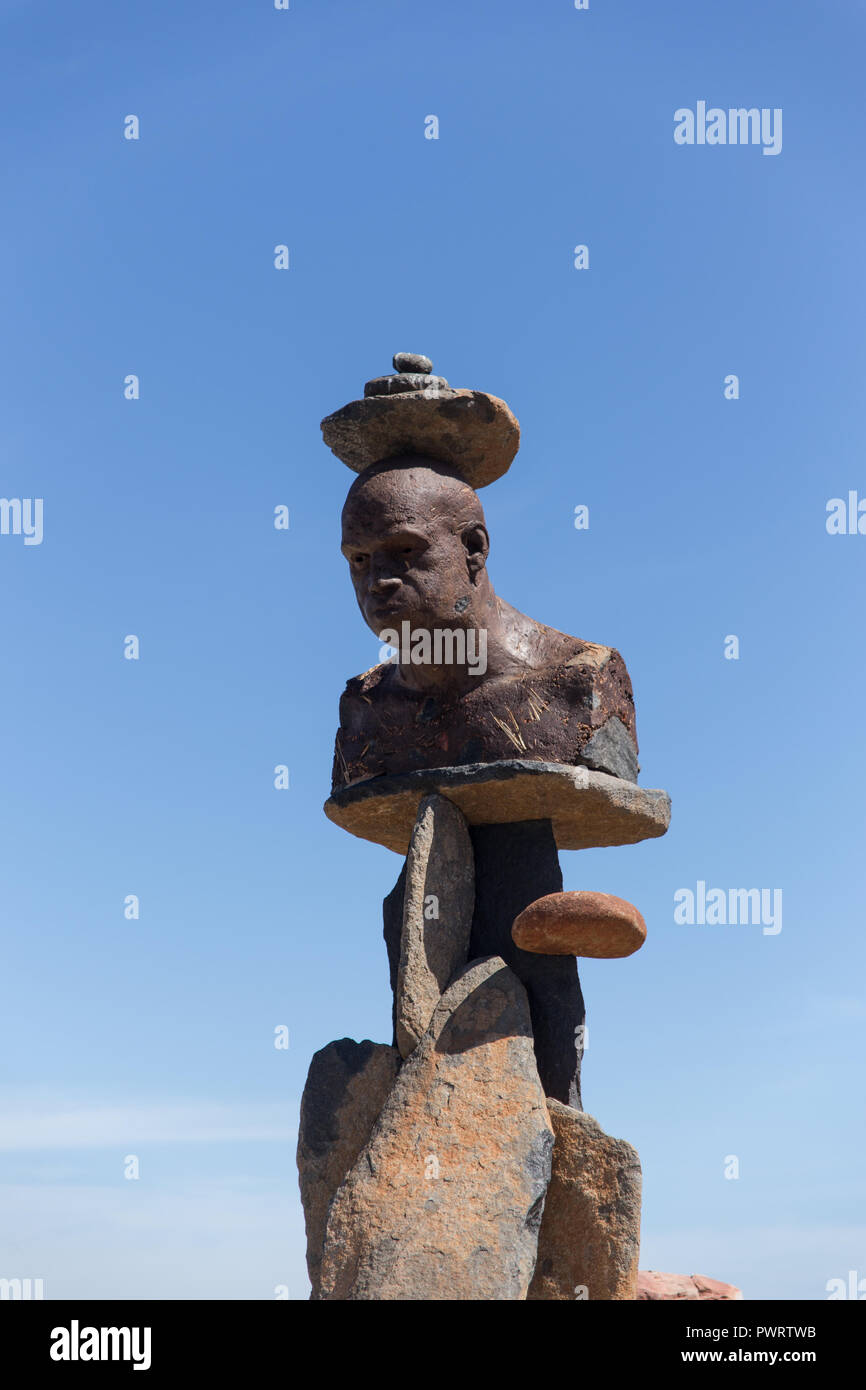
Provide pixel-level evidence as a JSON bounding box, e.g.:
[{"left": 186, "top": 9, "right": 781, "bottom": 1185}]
[{"left": 369, "top": 573, "right": 402, "bottom": 598}]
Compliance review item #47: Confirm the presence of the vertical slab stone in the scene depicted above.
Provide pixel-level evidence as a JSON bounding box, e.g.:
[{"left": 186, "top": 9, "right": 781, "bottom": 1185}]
[
  {"left": 469, "top": 819, "right": 585, "bottom": 1107},
  {"left": 319, "top": 957, "right": 554, "bottom": 1301},
  {"left": 296, "top": 1039, "right": 399, "bottom": 1298},
  {"left": 528, "top": 1099, "right": 641, "bottom": 1301},
  {"left": 395, "top": 793, "right": 474, "bottom": 1058}
]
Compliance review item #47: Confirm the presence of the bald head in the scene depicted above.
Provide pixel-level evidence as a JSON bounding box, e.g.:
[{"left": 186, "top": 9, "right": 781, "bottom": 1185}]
[
  {"left": 342, "top": 454, "right": 485, "bottom": 536},
  {"left": 340, "top": 453, "right": 492, "bottom": 639}
]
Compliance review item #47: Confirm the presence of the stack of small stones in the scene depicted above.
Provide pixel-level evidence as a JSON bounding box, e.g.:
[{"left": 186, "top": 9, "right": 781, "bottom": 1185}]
[{"left": 296, "top": 355, "right": 735, "bottom": 1300}]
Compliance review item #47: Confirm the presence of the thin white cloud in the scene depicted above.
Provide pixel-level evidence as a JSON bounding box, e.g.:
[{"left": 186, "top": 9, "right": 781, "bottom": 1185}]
[{"left": 0, "top": 1099, "right": 297, "bottom": 1151}]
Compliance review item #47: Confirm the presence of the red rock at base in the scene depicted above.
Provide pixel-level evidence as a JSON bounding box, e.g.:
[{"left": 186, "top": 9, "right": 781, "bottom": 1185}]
[{"left": 637, "top": 1271, "right": 743, "bottom": 1300}]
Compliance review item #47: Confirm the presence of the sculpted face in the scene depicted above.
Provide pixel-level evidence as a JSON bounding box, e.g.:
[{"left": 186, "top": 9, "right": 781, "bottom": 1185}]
[{"left": 340, "top": 456, "right": 489, "bottom": 638}]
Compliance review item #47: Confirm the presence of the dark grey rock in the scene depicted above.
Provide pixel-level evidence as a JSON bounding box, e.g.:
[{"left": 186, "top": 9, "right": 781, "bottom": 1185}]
[
  {"left": 386, "top": 819, "right": 585, "bottom": 1106},
  {"left": 297, "top": 1039, "right": 399, "bottom": 1297},
  {"left": 382, "top": 866, "right": 406, "bottom": 1047},
  {"left": 393, "top": 352, "right": 432, "bottom": 373},
  {"left": 581, "top": 716, "right": 640, "bottom": 782},
  {"left": 469, "top": 819, "right": 585, "bottom": 1107},
  {"left": 364, "top": 372, "right": 449, "bottom": 397}
]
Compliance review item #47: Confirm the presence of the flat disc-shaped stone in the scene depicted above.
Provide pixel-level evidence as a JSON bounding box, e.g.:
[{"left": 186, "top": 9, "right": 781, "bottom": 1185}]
[
  {"left": 324, "top": 760, "right": 671, "bottom": 856},
  {"left": 320, "top": 388, "right": 519, "bottom": 488},
  {"left": 511, "top": 890, "right": 647, "bottom": 959}
]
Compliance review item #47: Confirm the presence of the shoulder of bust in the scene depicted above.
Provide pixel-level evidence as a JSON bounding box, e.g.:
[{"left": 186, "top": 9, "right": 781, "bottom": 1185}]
[
  {"left": 562, "top": 639, "right": 619, "bottom": 673},
  {"left": 341, "top": 660, "right": 394, "bottom": 700}
]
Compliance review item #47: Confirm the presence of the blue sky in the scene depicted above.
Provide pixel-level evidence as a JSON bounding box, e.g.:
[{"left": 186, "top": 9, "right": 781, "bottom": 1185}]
[{"left": 1, "top": 0, "right": 864, "bottom": 1300}]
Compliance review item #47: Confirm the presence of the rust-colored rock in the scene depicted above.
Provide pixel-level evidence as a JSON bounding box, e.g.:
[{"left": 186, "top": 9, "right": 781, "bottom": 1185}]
[
  {"left": 296, "top": 1039, "right": 399, "bottom": 1298},
  {"left": 637, "top": 1271, "right": 744, "bottom": 1300},
  {"left": 318, "top": 957, "right": 554, "bottom": 1301},
  {"left": 528, "top": 1100, "right": 642, "bottom": 1301},
  {"left": 512, "top": 890, "right": 646, "bottom": 958}
]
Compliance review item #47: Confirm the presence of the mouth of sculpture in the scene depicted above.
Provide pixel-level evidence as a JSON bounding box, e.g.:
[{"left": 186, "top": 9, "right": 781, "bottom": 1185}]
[{"left": 369, "top": 597, "right": 410, "bottom": 623}]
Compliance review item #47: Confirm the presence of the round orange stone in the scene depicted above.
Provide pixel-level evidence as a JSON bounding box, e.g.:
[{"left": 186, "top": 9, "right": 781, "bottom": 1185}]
[{"left": 511, "top": 890, "right": 646, "bottom": 959}]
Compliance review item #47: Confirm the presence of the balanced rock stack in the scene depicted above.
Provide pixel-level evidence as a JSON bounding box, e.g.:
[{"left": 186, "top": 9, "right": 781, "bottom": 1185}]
[{"left": 298, "top": 355, "right": 673, "bottom": 1300}]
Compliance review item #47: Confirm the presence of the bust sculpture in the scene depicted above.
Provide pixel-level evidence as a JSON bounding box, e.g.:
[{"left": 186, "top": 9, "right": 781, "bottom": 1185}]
[
  {"left": 297, "top": 352, "right": 673, "bottom": 1301},
  {"left": 318, "top": 353, "right": 669, "bottom": 1107},
  {"left": 334, "top": 453, "right": 638, "bottom": 791}
]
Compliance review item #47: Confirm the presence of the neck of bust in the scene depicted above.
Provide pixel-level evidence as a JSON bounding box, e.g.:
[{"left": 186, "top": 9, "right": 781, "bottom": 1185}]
[{"left": 387, "top": 582, "right": 521, "bottom": 695}]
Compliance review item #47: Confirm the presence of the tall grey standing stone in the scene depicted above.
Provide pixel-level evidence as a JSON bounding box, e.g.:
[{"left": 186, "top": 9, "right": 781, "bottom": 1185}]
[
  {"left": 527, "top": 1099, "right": 642, "bottom": 1301},
  {"left": 395, "top": 793, "right": 474, "bottom": 1058},
  {"left": 319, "top": 957, "right": 554, "bottom": 1301},
  {"left": 469, "top": 819, "right": 585, "bottom": 1106},
  {"left": 296, "top": 1039, "right": 399, "bottom": 1298}
]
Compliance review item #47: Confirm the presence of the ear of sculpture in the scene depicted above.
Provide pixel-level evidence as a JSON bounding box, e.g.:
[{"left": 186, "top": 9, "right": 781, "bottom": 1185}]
[{"left": 462, "top": 523, "right": 489, "bottom": 580}]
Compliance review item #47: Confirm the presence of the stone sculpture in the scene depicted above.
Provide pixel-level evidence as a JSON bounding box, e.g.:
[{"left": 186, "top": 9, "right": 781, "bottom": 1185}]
[{"left": 297, "top": 353, "right": 673, "bottom": 1300}]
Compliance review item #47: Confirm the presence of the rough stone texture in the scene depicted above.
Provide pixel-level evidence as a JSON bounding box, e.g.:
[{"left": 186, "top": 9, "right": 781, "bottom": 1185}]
[
  {"left": 385, "top": 818, "right": 585, "bottom": 1106},
  {"left": 318, "top": 957, "right": 554, "bottom": 1301},
  {"left": 326, "top": 759, "right": 670, "bottom": 856},
  {"left": 297, "top": 1039, "right": 399, "bottom": 1298},
  {"left": 332, "top": 644, "right": 638, "bottom": 794},
  {"left": 321, "top": 387, "right": 520, "bottom": 488},
  {"left": 396, "top": 794, "right": 474, "bottom": 1058},
  {"left": 582, "top": 716, "right": 639, "bottom": 782},
  {"left": 512, "top": 890, "right": 647, "bottom": 959},
  {"left": 528, "top": 1100, "right": 642, "bottom": 1301},
  {"left": 393, "top": 352, "right": 432, "bottom": 373},
  {"left": 637, "top": 1271, "right": 744, "bottom": 1301},
  {"left": 469, "top": 820, "right": 585, "bottom": 1108},
  {"left": 364, "top": 372, "right": 450, "bottom": 396}
]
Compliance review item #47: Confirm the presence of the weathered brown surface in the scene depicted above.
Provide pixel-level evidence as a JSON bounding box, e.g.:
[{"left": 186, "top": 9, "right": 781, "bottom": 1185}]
[
  {"left": 333, "top": 451, "right": 640, "bottom": 792},
  {"left": 396, "top": 794, "right": 474, "bottom": 1058},
  {"left": 637, "top": 1271, "right": 744, "bottom": 1301},
  {"left": 528, "top": 1100, "right": 642, "bottom": 1301},
  {"left": 512, "top": 890, "right": 647, "bottom": 959},
  {"left": 333, "top": 655, "right": 638, "bottom": 791},
  {"left": 325, "top": 760, "right": 670, "bottom": 856},
  {"left": 322, "top": 387, "right": 519, "bottom": 488},
  {"left": 318, "top": 957, "right": 554, "bottom": 1301},
  {"left": 296, "top": 1039, "right": 399, "bottom": 1298}
]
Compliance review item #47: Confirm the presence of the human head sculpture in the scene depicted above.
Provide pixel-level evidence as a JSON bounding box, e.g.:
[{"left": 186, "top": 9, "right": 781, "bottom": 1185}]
[{"left": 340, "top": 454, "right": 494, "bottom": 639}]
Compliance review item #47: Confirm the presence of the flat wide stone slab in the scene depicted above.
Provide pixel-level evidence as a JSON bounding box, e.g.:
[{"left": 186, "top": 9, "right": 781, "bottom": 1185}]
[
  {"left": 321, "top": 388, "right": 519, "bottom": 488},
  {"left": 512, "top": 890, "right": 647, "bottom": 959},
  {"left": 324, "top": 760, "right": 671, "bottom": 855}
]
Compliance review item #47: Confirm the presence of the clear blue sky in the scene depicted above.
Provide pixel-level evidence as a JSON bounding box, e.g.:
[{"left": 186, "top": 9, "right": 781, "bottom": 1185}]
[{"left": 1, "top": 0, "right": 863, "bottom": 1300}]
